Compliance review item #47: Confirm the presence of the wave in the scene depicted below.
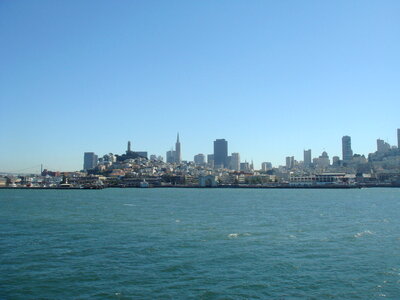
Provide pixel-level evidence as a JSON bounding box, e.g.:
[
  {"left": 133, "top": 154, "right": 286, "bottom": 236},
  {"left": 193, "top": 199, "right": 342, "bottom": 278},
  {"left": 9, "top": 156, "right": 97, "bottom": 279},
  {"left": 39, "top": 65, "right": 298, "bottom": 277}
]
[
  {"left": 228, "top": 233, "right": 251, "bottom": 238},
  {"left": 354, "top": 230, "right": 374, "bottom": 238}
]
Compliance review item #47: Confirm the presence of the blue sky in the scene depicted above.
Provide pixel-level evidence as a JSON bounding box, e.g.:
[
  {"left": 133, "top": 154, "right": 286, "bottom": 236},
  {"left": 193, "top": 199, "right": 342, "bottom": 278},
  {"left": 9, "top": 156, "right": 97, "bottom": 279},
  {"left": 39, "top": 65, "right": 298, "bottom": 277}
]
[{"left": 1, "top": 0, "right": 399, "bottom": 172}]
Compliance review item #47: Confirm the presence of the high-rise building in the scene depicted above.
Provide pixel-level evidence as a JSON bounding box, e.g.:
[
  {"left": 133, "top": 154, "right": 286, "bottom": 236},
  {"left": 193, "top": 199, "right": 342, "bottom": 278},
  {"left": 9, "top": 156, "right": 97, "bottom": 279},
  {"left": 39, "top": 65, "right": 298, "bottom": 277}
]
[
  {"left": 165, "top": 133, "right": 182, "bottom": 164},
  {"left": 194, "top": 154, "right": 205, "bottom": 165},
  {"left": 230, "top": 153, "right": 240, "bottom": 171},
  {"left": 207, "top": 154, "right": 214, "bottom": 168},
  {"left": 316, "top": 151, "right": 330, "bottom": 168},
  {"left": 175, "top": 133, "right": 181, "bottom": 164},
  {"left": 166, "top": 150, "right": 176, "bottom": 163},
  {"left": 397, "top": 129, "right": 400, "bottom": 149},
  {"left": 377, "top": 139, "right": 390, "bottom": 153},
  {"left": 240, "top": 162, "right": 250, "bottom": 172},
  {"left": 303, "top": 149, "right": 312, "bottom": 167},
  {"left": 214, "top": 139, "right": 228, "bottom": 168},
  {"left": 332, "top": 156, "right": 340, "bottom": 166},
  {"left": 342, "top": 136, "right": 353, "bottom": 161},
  {"left": 83, "top": 152, "right": 98, "bottom": 170},
  {"left": 261, "top": 162, "right": 272, "bottom": 172},
  {"left": 286, "top": 156, "right": 294, "bottom": 169}
]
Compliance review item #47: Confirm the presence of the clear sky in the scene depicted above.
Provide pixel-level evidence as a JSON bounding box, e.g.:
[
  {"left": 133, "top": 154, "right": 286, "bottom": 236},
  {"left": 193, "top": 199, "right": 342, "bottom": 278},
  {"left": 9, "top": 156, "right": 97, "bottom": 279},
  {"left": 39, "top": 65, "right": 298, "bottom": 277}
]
[{"left": 1, "top": 0, "right": 399, "bottom": 172}]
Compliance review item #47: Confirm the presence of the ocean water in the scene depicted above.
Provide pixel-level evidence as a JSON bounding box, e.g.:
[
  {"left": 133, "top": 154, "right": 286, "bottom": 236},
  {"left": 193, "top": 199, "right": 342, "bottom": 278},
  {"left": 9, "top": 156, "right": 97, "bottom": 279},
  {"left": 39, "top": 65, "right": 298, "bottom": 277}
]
[{"left": 1, "top": 188, "right": 400, "bottom": 299}]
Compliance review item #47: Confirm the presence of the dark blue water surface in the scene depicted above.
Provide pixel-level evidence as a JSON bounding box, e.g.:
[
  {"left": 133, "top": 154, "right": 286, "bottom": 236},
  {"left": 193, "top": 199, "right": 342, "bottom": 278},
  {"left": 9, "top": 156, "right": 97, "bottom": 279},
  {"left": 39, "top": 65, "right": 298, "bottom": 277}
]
[{"left": 1, "top": 188, "right": 400, "bottom": 299}]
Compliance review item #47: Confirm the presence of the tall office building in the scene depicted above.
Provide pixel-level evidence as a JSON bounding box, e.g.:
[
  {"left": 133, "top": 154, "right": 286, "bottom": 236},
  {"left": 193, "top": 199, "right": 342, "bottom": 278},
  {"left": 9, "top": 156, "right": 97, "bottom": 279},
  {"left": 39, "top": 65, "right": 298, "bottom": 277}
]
[
  {"left": 165, "top": 133, "right": 182, "bottom": 164},
  {"left": 83, "top": 152, "right": 98, "bottom": 170},
  {"left": 317, "top": 151, "right": 330, "bottom": 168},
  {"left": 261, "top": 162, "right": 272, "bottom": 171},
  {"left": 213, "top": 139, "right": 228, "bottom": 168},
  {"left": 240, "top": 162, "right": 250, "bottom": 172},
  {"left": 377, "top": 139, "right": 390, "bottom": 153},
  {"left": 230, "top": 153, "right": 240, "bottom": 171},
  {"left": 303, "top": 149, "right": 312, "bottom": 167},
  {"left": 286, "top": 156, "right": 294, "bottom": 169},
  {"left": 207, "top": 154, "right": 214, "bottom": 168},
  {"left": 342, "top": 136, "right": 353, "bottom": 161},
  {"left": 175, "top": 133, "right": 181, "bottom": 164},
  {"left": 332, "top": 156, "right": 340, "bottom": 166},
  {"left": 166, "top": 150, "right": 175, "bottom": 163},
  {"left": 397, "top": 129, "right": 400, "bottom": 149},
  {"left": 194, "top": 153, "right": 205, "bottom": 165}
]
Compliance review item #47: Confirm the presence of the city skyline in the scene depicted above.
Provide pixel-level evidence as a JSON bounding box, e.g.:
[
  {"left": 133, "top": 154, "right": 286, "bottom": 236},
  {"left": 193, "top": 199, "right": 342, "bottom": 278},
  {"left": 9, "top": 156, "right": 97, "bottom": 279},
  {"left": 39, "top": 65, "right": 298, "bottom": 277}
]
[
  {"left": 83, "top": 128, "right": 400, "bottom": 173},
  {"left": 1, "top": 1, "right": 399, "bottom": 172},
  {"left": 2, "top": 128, "right": 400, "bottom": 173},
  {"left": 85, "top": 128, "right": 400, "bottom": 172}
]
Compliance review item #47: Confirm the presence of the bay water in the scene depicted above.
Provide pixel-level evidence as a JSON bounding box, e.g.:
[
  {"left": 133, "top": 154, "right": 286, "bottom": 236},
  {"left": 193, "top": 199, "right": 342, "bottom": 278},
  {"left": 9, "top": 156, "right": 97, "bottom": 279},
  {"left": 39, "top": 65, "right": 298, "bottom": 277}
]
[{"left": 1, "top": 188, "right": 400, "bottom": 299}]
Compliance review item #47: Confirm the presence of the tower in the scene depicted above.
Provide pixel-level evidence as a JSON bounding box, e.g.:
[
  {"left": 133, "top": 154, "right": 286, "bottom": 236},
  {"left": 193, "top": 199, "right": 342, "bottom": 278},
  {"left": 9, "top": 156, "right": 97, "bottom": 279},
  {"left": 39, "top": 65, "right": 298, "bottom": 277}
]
[
  {"left": 397, "top": 129, "right": 400, "bottom": 149},
  {"left": 127, "top": 141, "right": 132, "bottom": 153},
  {"left": 175, "top": 133, "right": 181, "bottom": 163},
  {"left": 303, "top": 149, "right": 312, "bottom": 167},
  {"left": 214, "top": 139, "right": 228, "bottom": 168},
  {"left": 342, "top": 136, "right": 353, "bottom": 161},
  {"left": 230, "top": 153, "right": 240, "bottom": 171},
  {"left": 83, "top": 152, "right": 98, "bottom": 170}
]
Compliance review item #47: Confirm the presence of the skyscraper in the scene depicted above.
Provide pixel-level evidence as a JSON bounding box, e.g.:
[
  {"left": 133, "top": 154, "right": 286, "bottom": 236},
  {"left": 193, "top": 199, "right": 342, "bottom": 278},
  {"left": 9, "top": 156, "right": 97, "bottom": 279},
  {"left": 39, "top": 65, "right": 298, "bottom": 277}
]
[
  {"left": 303, "top": 149, "right": 312, "bottom": 167},
  {"left": 194, "top": 154, "right": 205, "bottom": 165},
  {"left": 230, "top": 153, "right": 240, "bottom": 171},
  {"left": 377, "top": 139, "right": 390, "bottom": 153},
  {"left": 207, "top": 154, "right": 214, "bottom": 168},
  {"left": 175, "top": 133, "right": 181, "bottom": 164},
  {"left": 166, "top": 150, "right": 175, "bottom": 164},
  {"left": 261, "top": 162, "right": 272, "bottom": 172},
  {"left": 213, "top": 139, "right": 228, "bottom": 168},
  {"left": 286, "top": 156, "right": 294, "bottom": 169},
  {"left": 397, "top": 129, "right": 400, "bottom": 149},
  {"left": 342, "top": 136, "right": 353, "bottom": 161},
  {"left": 83, "top": 152, "right": 98, "bottom": 170}
]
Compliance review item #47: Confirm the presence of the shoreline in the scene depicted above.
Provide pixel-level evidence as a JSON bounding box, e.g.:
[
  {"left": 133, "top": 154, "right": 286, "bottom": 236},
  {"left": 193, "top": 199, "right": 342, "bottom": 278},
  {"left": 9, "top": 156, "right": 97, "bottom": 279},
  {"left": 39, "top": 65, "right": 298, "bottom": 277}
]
[{"left": 1, "top": 184, "right": 399, "bottom": 190}]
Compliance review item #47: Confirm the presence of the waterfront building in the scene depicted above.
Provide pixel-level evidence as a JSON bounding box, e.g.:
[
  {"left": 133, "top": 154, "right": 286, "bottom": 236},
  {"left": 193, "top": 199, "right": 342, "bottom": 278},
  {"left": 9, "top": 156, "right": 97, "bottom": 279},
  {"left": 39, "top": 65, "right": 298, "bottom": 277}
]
[
  {"left": 83, "top": 152, "right": 98, "bottom": 170},
  {"left": 214, "top": 139, "right": 228, "bottom": 168},
  {"left": 342, "top": 136, "right": 353, "bottom": 161},
  {"left": 194, "top": 154, "right": 206, "bottom": 165},
  {"left": 199, "top": 175, "right": 218, "bottom": 187},
  {"left": 230, "top": 153, "right": 240, "bottom": 171},
  {"left": 304, "top": 149, "right": 312, "bottom": 167}
]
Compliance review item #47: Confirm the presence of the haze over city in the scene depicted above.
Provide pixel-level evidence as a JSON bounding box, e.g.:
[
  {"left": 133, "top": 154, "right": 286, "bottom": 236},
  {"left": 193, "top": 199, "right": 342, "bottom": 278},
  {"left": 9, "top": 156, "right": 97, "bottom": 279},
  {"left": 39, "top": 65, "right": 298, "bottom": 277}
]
[{"left": 1, "top": 1, "right": 399, "bottom": 172}]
